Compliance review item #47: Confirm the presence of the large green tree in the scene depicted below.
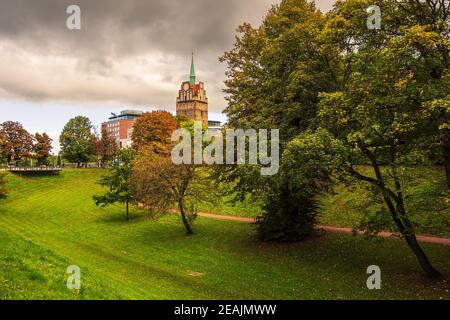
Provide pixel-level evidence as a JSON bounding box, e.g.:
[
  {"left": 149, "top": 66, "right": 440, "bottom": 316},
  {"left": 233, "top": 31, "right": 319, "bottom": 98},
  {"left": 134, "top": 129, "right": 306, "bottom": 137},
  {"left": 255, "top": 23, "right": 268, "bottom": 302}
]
[
  {"left": 60, "top": 116, "right": 94, "bottom": 167},
  {"left": 314, "top": 0, "right": 449, "bottom": 278},
  {"left": 217, "top": 0, "right": 333, "bottom": 240},
  {"left": 387, "top": 0, "right": 450, "bottom": 187},
  {"left": 221, "top": 0, "right": 331, "bottom": 138},
  {"left": 220, "top": 0, "right": 448, "bottom": 277}
]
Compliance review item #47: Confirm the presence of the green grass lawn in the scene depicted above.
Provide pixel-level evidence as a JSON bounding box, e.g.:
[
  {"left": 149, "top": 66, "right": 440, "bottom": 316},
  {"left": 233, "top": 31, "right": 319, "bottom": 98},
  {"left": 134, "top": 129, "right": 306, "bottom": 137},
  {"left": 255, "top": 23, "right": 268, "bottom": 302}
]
[{"left": 0, "top": 169, "right": 449, "bottom": 299}]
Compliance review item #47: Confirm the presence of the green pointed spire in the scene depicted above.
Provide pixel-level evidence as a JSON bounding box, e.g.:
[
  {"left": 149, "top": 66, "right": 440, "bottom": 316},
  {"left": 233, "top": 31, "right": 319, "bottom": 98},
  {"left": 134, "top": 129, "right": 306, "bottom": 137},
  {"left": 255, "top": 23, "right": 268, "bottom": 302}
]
[{"left": 190, "top": 52, "right": 196, "bottom": 85}]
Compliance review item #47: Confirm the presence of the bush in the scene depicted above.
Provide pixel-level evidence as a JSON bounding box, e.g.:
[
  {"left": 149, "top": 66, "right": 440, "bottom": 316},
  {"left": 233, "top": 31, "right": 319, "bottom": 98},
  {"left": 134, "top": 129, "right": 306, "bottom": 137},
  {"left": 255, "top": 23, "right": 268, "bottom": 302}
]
[
  {"left": 256, "top": 183, "right": 318, "bottom": 241},
  {"left": 255, "top": 129, "right": 342, "bottom": 241}
]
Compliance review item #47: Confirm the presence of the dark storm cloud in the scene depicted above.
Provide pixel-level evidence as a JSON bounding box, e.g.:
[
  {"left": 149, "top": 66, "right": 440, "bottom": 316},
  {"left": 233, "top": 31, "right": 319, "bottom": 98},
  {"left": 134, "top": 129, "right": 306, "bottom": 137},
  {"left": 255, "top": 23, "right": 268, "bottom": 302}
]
[
  {"left": 0, "top": 0, "right": 264, "bottom": 60},
  {"left": 0, "top": 0, "right": 334, "bottom": 112}
]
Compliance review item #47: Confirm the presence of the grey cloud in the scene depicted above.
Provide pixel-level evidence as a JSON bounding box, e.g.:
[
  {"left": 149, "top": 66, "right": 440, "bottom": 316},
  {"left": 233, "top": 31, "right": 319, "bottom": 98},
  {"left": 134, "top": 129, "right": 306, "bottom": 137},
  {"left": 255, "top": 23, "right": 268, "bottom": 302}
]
[
  {"left": 0, "top": 0, "right": 334, "bottom": 113},
  {"left": 0, "top": 0, "right": 262, "bottom": 58}
]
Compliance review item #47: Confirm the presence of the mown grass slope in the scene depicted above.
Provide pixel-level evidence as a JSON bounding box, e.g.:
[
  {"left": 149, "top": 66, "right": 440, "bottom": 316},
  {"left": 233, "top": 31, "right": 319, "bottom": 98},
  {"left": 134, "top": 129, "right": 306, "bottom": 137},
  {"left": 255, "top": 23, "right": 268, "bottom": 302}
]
[
  {"left": 0, "top": 169, "right": 448, "bottom": 299},
  {"left": 0, "top": 228, "right": 123, "bottom": 299}
]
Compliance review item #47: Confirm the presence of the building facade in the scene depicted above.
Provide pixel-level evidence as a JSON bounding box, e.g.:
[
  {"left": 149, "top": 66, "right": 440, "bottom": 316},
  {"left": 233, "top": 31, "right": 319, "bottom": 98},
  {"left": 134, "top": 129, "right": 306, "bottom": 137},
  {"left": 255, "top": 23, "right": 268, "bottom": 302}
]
[
  {"left": 176, "top": 54, "right": 208, "bottom": 127},
  {"left": 207, "top": 120, "right": 222, "bottom": 136},
  {"left": 101, "top": 110, "right": 143, "bottom": 148}
]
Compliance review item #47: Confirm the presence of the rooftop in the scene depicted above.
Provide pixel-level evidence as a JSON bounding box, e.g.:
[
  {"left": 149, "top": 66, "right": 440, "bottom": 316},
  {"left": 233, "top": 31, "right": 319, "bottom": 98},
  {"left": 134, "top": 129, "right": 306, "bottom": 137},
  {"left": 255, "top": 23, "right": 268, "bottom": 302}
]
[{"left": 108, "top": 110, "right": 144, "bottom": 121}]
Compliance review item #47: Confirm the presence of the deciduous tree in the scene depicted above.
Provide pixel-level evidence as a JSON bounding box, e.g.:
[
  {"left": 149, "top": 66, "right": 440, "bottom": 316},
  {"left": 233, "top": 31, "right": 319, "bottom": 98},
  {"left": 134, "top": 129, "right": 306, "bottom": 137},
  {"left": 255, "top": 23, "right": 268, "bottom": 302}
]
[
  {"left": 375, "top": 0, "right": 450, "bottom": 187},
  {"left": 217, "top": 0, "right": 331, "bottom": 240},
  {"left": 60, "top": 116, "right": 94, "bottom": 167},
  {"left": 219, "top": 0, "right": 448, "bottom": 277},
  {"left": 131, "top": 121, "right": 216, "bottom": 235},
  {"left": 257, "top": 129, "right": 346, "bottom": 241},
  {"left": 131, "top": 110, "right": 179, "bottom": 153},
  {"left": 34, "top": 132, "right": 53, "bottom": 165},
  {"left": 92, "top": 127, "right": 118, "bottom": 167},
  {"left": 0, "top": 121, "right": 34, "bottom": 164},
  {"left": 316, "top": 0, "right": 447, "bottom": 278}
]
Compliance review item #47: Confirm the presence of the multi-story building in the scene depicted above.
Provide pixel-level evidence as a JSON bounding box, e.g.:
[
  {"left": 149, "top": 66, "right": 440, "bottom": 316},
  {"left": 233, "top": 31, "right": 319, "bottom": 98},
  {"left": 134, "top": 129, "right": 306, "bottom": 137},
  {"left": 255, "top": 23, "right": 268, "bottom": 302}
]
[
  {"left": 176, "top": 53, "right": 208, "bottom": 127},
  {"left": 101, "top": 110, "right": 143, "bottom": 148}
]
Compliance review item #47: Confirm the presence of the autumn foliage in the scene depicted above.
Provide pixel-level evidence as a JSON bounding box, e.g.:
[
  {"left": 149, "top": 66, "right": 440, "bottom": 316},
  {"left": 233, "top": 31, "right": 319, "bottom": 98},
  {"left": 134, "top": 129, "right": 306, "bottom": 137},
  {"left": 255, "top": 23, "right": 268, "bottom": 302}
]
[
  {"left": 130, "top": 115, "right": 215, "bottom": 234},
  {"left": 92, "top": 127, "right": 118, "bottom": 167},
  {"left": 131, "top": 145, "right": 216, "bottom": 235},
  {"left": 131, "top": 111, "right": 179, "bottom": 154},
  {"left": 0, "top": 121, "right": 34, "bottom": 163},
  {"left": 34, "top": 133, "right": 53, "bottom": 165}
]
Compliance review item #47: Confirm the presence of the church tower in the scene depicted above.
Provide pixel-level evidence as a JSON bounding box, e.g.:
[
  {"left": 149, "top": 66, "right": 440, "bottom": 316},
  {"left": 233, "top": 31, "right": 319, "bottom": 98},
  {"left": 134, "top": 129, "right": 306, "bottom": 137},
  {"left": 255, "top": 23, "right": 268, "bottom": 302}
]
[{"left": 176, "top": 53, "right": 208, "bottom": 127}]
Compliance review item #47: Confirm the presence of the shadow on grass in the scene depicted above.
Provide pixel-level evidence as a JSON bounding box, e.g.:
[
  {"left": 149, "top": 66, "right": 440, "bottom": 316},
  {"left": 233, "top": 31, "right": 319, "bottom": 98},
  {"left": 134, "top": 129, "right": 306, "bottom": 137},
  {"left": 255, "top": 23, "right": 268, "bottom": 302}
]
[
  {"left": 94, "top": 210, "right": 450, "bottom": 296},
  {"left": 249, "top": 232, "right": 450, "bottom": 285},
  {"left": 94, "top": 210, "right": 147, "bottom": 224}
]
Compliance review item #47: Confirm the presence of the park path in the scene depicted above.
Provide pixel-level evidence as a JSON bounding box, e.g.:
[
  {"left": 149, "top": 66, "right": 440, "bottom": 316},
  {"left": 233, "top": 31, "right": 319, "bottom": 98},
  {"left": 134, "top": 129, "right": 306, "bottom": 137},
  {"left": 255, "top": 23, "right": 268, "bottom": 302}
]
[{"left": 196, "top": 212, "right": 450, "bottom": 246}]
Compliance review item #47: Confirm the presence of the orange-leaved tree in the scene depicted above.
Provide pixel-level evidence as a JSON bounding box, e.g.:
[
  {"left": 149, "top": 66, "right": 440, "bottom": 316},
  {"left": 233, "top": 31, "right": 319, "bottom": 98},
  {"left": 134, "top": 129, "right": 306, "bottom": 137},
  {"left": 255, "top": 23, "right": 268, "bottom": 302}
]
[{"left": 131, "top": 110, "right": 179, "bottom": 154}]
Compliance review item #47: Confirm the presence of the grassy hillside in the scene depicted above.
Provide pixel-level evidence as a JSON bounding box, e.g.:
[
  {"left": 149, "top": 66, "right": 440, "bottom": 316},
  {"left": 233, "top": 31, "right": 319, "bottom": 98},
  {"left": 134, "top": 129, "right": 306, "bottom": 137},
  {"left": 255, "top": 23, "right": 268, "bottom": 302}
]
[
  {"left": 0, "top": 169, "right": 448, "bottom": 299},
  {"left": 0, "top": 228, "right": 123, "bottom": 299}
]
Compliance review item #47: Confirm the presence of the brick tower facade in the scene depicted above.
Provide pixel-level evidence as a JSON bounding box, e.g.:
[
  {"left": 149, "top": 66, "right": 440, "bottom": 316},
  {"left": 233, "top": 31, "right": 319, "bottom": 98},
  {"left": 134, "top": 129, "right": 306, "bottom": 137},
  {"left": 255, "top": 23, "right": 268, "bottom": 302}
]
[{"left": 176, "top": 53, "right": 208, "bottom": 127}]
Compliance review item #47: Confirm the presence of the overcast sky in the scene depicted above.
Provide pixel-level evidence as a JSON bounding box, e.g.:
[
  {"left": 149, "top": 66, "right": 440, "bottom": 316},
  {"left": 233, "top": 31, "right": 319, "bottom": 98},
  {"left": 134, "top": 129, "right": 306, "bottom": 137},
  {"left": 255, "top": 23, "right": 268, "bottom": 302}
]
[{"left": 0, "top": 0, "right": 336, "bottom": 152}]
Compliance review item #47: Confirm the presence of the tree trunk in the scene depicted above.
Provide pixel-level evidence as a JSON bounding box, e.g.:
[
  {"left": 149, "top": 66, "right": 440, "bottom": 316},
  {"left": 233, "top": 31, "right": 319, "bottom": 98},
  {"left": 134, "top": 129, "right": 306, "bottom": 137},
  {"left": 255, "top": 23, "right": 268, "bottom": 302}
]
[
  {"left": 383, "top": 194, "right": 441, "bottom": 278},
  {"left": 125, "top": 200, "right": 129, "bottom": 222},
  {"left": 404, "top": 233, "right": 441, "bottom": 278},
  {"left": 356, "top": 145, "right": 441, "bottom": 278},
  {"left": 179, "top": 200, "right": 193, "bottom": 235}
]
